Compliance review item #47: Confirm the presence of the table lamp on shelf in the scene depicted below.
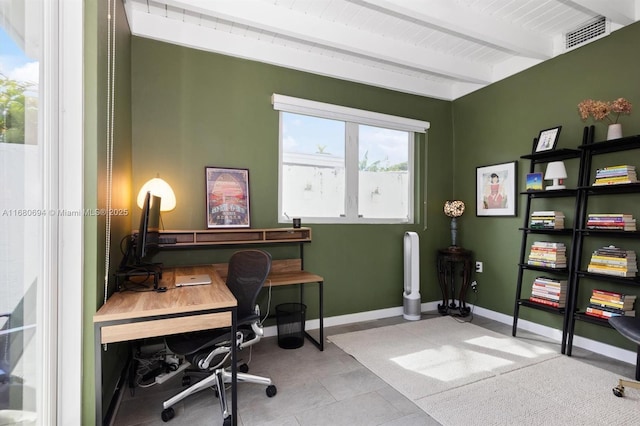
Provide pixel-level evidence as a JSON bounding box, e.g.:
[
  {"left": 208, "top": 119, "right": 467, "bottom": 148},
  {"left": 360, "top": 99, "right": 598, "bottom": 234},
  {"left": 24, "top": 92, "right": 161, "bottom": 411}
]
[
  {"left": 444, "top": 200, "right": 465, "bottom": 249},
  {"left": 544, "top": 161, "right": 567, "bottom": 190}
]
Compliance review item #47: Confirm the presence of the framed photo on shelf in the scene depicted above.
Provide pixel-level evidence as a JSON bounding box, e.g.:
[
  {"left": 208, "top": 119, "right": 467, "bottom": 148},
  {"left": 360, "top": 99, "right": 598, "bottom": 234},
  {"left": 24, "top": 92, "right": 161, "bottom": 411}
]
[
  {"left": 534, "top": 126, "right": 562, "bottom": 153},
  {"left": 205, "top": 167, "right": 250, "bottom": 228},
  {"left": 476, "top": 161, "right": 517, "bottom": 217},
  {"left": 525, "top": 172, "right": 544, "bottom": 191}
]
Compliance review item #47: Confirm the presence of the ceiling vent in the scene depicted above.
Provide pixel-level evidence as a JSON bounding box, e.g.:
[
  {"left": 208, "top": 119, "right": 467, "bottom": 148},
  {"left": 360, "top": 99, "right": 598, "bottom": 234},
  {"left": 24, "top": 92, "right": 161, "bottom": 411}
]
[{"left": 565, "top": 16, "right": 608, "bottom": 51}]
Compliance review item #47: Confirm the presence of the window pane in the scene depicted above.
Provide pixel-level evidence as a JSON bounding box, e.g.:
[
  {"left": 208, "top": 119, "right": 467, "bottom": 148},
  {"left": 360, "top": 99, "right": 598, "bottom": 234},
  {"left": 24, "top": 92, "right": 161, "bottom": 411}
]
[
  {"left": 281, "top": 112, "right": 345, "bottom": 218},
  {"left": 358, "top": 125, "right": 410, "bottom": 219},
  {"left": 0, "top": 19, "right": 42, "bottom": 420}
]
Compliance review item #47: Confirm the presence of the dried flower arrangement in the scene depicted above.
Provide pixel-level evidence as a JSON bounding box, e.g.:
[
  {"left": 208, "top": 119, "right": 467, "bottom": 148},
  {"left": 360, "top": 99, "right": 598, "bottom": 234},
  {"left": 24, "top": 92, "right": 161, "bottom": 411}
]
[{"left": 578, "top": 98, "right": 632, "bottom": 124}]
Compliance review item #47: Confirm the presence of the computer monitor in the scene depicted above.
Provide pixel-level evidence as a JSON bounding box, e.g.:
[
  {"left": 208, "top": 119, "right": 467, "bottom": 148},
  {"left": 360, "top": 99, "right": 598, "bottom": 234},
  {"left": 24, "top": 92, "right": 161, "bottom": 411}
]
[
  {"left": 135, "top": 191, "right": 161, "bottom": 263},
  {"left": 116, "top": 191, "right": 163, "bottom": 290}
]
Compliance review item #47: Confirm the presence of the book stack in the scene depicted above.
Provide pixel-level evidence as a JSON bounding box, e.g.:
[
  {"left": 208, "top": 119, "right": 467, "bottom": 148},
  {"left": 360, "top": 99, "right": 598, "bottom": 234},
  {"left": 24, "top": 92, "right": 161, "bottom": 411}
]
[
  {"left": 529, "top": 211, "right": 565, "bottom": 230},
  {"left": 586, "top": 213, "right": 636, "bottom": 231},
  {"left": 587, "top": 245, "right": 637, "bottom": 277},
  {"left": 585, "top": 289, "right": 636, "bottom": 319},
  {"left": 593, "top": 165, "right": 638, "bottom": 186},
  {"left": 527, "top": 241, "right": 567, "bottom": 269},
  {"left": 529, "top": 277, "right": 567, "bottom": 308}
]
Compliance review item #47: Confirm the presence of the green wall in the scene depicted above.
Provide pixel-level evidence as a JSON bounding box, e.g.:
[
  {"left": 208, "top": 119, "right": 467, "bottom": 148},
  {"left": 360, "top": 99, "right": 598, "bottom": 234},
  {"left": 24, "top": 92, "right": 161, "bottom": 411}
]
[
  {"left": 83, "top": 0, "right": 133, "bottom": 423},
  {"left": 130, "top": 37, "right": 454, "bottom": 320},
  {"left": 84, "top": 15, "right": 640, "bottom": 425},
  {"left": 452, "top": 22, "right": 640, "bottom": 347}
]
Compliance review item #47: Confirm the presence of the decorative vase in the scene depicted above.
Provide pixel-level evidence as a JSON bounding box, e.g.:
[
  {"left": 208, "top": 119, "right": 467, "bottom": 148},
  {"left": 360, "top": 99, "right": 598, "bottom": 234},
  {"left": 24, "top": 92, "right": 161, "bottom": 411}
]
[{"left": 607, "top": 123, "right": 622, "bottom": 140}]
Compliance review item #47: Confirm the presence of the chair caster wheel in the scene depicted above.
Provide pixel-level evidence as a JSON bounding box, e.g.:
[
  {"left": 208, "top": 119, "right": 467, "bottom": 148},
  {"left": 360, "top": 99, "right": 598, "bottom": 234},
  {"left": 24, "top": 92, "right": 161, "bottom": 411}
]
[
  {"left": 161, "top": 407, "right": 175, "bottom": 422},
  {"left": 239, "top": 364, "right": 249, "bottom": 373},
  {"left": 266, "top": 385, "right": 277, "bottom": 397},
  {"left": 182, "top": 376, "right": 191, "bottom": 386},
  {"left": 613, "top": 385, "right": 625, "bottom": 397},
  {"left": 223, "top": 416, "right": 232, "bottom": 426}
]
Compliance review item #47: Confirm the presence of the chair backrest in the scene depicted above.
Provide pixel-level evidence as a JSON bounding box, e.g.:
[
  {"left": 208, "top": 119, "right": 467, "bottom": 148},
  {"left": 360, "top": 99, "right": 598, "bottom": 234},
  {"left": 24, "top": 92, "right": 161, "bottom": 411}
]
[{"left": 226, "top": 250, "right": 272, "bottom": 319}]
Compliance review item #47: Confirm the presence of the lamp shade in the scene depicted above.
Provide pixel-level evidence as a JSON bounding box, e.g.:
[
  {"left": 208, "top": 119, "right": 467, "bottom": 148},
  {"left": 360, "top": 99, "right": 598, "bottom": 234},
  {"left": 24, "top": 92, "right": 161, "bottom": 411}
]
[
  {"left": 444, "top": 200, "right": 465, "bottom": 218},
  {"left": 136, "top": 177, "right": 176, "bottom": 211},
  {"left": 544, "top": 161, "right": 567, "bottom": 190}
]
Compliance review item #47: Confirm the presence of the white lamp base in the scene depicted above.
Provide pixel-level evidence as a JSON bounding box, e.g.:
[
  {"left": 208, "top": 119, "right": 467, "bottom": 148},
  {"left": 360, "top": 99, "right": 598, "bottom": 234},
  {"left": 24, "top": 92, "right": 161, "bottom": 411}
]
[{"left": 545, "top": 178, "right": 565, "bottom": 190}]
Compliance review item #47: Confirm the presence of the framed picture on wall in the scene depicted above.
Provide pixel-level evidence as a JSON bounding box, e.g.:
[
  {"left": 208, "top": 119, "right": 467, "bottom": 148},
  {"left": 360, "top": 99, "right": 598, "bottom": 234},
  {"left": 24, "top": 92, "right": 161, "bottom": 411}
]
[
  {"left": 205, "top": 167, "right": 250, "bottom": 228},
  {"left": 476, "top": 161, "right": 517, "bottom": 217}
]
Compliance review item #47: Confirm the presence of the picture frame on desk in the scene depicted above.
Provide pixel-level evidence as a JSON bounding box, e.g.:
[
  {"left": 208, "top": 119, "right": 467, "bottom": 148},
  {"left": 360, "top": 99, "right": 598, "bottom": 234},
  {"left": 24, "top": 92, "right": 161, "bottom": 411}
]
[
  {"left": 205, "top": 167, "right": 251, "bottom": 228},
  {"left": 476, "top": 161, "right": 517, "bottom": 217}
]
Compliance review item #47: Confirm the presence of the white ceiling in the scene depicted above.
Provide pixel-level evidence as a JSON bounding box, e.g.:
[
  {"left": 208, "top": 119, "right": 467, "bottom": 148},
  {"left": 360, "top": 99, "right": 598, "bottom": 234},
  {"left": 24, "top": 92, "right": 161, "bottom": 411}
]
[{"left": 124, "top": 0, "right": 639, "bottom": 100}]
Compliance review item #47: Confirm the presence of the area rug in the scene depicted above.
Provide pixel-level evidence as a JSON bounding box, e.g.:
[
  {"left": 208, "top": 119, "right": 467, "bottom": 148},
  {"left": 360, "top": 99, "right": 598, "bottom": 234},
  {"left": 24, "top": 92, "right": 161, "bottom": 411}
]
[{"left": 328, "top": 316, "right": 640, "bottom": 425}]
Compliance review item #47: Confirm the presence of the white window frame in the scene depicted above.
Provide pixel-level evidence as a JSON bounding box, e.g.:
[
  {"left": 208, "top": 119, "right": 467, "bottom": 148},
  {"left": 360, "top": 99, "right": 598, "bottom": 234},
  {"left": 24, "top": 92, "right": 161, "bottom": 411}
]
[
  {"left": 273, "top": 94, "right": 429, "bottom": 224},
  {"left": 57, "top": 1, "right": 84, "bottom": 424}
]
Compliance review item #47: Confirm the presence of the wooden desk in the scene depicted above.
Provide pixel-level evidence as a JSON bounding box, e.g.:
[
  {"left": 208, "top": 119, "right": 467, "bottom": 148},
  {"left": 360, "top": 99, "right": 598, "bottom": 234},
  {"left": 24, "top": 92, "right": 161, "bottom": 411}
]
[
  {"left": 214, "top": 259, "right": 325, "bottom": 350},
  {"left": 93, "top": 265, "right": 238, "bottom": 426},
  {"left": 155, "top": 228, "right": 324, "bottom": 349}
]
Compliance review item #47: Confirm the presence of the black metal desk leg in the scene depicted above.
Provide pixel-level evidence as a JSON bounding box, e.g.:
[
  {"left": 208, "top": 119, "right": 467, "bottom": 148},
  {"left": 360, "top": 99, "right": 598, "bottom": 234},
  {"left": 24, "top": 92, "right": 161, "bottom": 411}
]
[
  {"left": 319, "top": 281, "right": 324, "bottom": 351},
  {"left": 95, "top": 325, "right": 102, "bottom": 426},
  {"left": 231, "top": 306, "right": 237, "bottom": 426},
  {"left": 300, "top": 281, "right": 324, "bottom": 351}
]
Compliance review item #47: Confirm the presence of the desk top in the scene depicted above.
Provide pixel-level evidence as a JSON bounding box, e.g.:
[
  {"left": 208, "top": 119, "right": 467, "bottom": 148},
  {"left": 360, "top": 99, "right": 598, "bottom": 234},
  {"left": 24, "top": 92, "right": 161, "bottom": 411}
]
[{"left": 94, "top": 265, "right": 236, "bottom": 323}]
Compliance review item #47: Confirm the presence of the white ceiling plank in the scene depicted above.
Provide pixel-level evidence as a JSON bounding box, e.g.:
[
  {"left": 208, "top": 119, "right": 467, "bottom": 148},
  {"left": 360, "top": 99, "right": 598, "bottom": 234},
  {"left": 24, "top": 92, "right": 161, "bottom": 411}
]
[
  {"left": 129, "top": 9, "right": 455, "bottom": 100},
  {"left": 567, "top": 0, "right": 637, "bottom": 25},
  {"left": 158, "top": 0, "right": 493, "bottom": 83},
  {"left": 355, "top": 0, "right": 554, "bottom": 59},
  {"left": 124, "top": 0, "right": 639, "bottom": 100}
]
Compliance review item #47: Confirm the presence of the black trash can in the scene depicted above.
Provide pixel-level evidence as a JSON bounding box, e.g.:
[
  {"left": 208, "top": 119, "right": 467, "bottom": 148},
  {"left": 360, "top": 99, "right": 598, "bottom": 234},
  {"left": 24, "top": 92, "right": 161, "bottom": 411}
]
[{"left": 276, "top": 303, "right": 307, "bottom": 349}]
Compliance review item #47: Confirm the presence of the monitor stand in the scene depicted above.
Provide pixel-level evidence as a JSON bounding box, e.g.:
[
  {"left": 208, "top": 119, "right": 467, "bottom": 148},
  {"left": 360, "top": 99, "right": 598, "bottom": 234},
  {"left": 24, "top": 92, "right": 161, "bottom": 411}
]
[
  {"left": 116, "top": 236, "right": 164, "bottom": 291},
  {"left": 115, "top": 263, "right": 163, "bottom": 291}
]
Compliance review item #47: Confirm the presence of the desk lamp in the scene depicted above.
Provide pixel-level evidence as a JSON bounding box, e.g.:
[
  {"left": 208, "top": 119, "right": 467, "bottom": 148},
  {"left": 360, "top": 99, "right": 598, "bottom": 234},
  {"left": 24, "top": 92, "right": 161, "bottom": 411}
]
[
  {"left": 137, "top": 176, "right": 177, "bottom": 212},
  {"left": 544, "top": 161, "right": 567, "bottom": 190},
  {"left": 444, "top": 200, "right": 465, "bottom": 248}
]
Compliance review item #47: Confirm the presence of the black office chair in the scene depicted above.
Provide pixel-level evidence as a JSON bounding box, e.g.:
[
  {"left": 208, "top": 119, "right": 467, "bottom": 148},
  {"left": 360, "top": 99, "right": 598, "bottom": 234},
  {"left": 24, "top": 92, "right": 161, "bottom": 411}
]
[
  {"left": 161, "top": 250, "right": 277, "bottom": 424},
  {"left": 608, "top": 316, "right": 640, "bottom": 397}
]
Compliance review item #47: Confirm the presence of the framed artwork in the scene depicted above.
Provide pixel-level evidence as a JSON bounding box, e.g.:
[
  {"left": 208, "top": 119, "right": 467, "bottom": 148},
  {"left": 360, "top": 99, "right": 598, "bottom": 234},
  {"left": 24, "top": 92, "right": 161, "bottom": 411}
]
[
  {"left": 526, "top": 172, "right": 543, "bottom": 191},
  {"left": 534, "top": 126, "right": 562, "bottom": 153},
  {"left": 476, "top": 161, "right": 517, "bottom": 217},
  {"left": 205, "top": 167, "right": 250, "bottom": 228}
]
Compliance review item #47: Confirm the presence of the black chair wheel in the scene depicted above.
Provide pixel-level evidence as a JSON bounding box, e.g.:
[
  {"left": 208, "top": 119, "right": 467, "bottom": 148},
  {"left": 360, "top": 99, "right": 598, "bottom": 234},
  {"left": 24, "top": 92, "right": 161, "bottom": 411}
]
[
  {"left": 182, "top": 376, "right": 191, "bottom": 386},
  {"left": 266, "top": 385, "right": 277, "bottom": 397},
  {"left": 161, "top": 407, "right": 175, "bottom": 422},
  {"left": 613, "top": 385, "right": 624, "bottom": 397},
  {"left": 239, "top": 364, "right": 249, "bottom": 373},
  {"left": 223, "top": 416, "right": 232, "bottom": 426}
]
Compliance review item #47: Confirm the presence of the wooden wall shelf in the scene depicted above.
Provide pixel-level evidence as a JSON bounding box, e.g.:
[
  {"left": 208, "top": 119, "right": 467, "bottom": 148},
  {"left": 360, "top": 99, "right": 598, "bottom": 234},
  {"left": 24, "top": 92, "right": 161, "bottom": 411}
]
[{"left": 157, "top": 227, "right": 312, "bottom": 248}]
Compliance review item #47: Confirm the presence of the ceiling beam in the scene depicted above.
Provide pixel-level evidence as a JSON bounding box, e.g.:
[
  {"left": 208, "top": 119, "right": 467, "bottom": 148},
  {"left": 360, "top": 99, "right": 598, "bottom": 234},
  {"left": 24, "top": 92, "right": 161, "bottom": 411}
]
[
  {"left": 128, "top": 9, "right": 456, "bottom": 100},
  {"left": 354, "top": 0, "right": 554, "bottom": 60},
  {"left": 158, "top": 0, "right": 492, "bottom": 84}
]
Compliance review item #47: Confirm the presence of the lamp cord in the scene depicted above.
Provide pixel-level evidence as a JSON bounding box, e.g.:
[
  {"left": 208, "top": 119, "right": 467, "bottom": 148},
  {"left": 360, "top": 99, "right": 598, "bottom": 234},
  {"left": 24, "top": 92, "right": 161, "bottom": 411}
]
[{"left": 104, "top": 0, "right": 116, "bottom": 308}]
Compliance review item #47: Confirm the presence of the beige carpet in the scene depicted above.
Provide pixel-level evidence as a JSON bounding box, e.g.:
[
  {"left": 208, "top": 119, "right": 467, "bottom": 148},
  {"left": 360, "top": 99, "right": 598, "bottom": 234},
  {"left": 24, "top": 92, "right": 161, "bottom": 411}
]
[{"left": 329, "top": 316, "right": 640, "bottom": 425}]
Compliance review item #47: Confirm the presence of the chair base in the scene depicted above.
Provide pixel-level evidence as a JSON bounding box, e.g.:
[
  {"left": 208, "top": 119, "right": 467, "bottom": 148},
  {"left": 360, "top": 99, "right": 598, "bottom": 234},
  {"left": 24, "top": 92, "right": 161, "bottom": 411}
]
[
  {"left": 612, "top": 378, "right": 640, "bottom": 397},
  {"left": 161, "top": 366, "right": 276, "bottom": 423}
]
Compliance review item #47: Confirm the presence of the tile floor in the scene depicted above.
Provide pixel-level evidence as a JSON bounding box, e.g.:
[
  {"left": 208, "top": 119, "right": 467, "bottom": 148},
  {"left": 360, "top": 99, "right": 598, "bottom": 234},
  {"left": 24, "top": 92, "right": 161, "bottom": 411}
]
[{"left": 111, "top": 311, "right": 636, "bottom": 426}]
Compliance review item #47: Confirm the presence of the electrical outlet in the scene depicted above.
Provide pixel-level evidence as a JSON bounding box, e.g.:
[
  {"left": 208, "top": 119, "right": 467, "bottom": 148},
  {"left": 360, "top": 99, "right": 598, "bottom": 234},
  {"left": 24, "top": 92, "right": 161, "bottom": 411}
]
[
  {"left": 475, "top": 261, "right": 483, "bottom": 273},
  {"left": 471, "top": 281, "right": 478, "bottom": 292}
]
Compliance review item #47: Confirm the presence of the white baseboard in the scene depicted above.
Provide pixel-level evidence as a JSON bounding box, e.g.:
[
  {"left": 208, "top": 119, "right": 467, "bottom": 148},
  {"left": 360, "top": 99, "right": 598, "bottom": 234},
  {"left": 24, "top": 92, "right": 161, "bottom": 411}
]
[{"left": 265, "top": 302, "right": 637, "bottom": 366}]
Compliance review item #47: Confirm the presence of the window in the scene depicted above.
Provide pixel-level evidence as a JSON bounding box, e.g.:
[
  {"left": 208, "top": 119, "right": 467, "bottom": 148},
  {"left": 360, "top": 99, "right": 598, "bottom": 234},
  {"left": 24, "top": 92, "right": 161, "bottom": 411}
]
[
  {"left": 1, "top": 2, "right": 83, "bottom": 423},
  {"left": 273, "top": 94, "right": 429, "bottom": 224}
]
